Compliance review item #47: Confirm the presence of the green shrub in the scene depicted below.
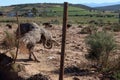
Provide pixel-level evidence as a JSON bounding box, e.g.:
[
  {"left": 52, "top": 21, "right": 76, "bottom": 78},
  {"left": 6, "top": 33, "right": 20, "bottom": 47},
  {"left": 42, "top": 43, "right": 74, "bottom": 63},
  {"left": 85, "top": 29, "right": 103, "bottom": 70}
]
[{"left": 85, "top": 31, "right": 116, "bottom": 67}]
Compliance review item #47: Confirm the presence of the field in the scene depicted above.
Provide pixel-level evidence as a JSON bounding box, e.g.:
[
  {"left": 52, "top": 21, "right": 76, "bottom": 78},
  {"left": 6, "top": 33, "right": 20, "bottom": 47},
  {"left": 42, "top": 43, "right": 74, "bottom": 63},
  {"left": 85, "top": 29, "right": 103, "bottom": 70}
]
[
  {"left": 0, "top": 3, "right": 120, "bottom": 80},
  {"left": 0, "top": 21, "right": 120, "bottom": 80},
  {"left": 0, "top": 3, "right": 119, "bottom": 24},
  {"left": 0, "top": 14, "right": 119, "bottom": 25}
]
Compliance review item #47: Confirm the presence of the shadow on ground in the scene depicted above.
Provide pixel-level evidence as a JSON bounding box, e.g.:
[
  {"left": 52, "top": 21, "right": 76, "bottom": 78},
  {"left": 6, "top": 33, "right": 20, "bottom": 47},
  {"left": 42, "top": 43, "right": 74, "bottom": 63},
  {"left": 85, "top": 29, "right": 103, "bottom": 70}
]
[{"left": 52, "top": 65, "right": 94, "bottom": 76}]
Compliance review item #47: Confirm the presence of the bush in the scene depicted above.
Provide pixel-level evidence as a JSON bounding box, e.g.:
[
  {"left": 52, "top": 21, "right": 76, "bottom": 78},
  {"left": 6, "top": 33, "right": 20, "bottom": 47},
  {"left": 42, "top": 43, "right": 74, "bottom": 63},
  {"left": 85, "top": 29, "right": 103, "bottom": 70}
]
[
  {"left": 80, "top": 27, "right": 91, "bottom": 34},
  {"left": 80, "top": 25, "right": 97, "bottom": 34},
  {"left": 50, "top": 19, "right": 60, "bottom": 24},
  {"left": 88, "top": 20, "right": 98, "bottom": 25},
  {"left": 1, "top": 31, "right": 17, "bottom": 49},
  {"left": 113, "top": 71, "right": 120, "bottom": 80},
  {"left": 85, "top": 31, "right": 116, "bottom": 67},
  {"left": 102, "top": 26, "right": 112, "bottom": 31},
  {"left": 97, "top": 19, "right": 104, "bottom": 27},
  {"left": 111, "top": 23, "right": 120, "bottom": 32}
]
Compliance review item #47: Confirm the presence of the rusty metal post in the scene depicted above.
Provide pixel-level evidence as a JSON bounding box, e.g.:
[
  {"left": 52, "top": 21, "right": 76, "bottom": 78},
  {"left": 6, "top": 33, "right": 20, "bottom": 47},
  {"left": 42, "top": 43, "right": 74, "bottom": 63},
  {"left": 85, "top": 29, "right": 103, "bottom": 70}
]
[
  {"left": 59, "top": 2, "right": 68, "bottom": 80},
  {"left": 13, "top": 12, "right": 20, "bottom": 63}
]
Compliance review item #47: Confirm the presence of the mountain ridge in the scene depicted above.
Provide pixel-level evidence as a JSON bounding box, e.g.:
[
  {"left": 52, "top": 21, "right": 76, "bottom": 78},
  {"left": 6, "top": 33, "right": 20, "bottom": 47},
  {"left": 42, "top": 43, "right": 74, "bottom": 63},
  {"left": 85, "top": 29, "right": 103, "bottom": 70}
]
[
  {"left": 95, "top": 4, "right": 120, "bottom": 11},
  {"left": 84, "top": 1, "right": 120, "bottom": 7}
]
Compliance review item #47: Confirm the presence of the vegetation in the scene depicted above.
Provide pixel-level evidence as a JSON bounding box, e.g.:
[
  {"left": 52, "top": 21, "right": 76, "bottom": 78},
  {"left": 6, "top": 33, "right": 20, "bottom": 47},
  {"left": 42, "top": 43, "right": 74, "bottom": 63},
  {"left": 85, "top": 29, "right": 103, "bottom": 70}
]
[
  {"left": 96, "top": 4, "right": 120, "bottom": 11},
  {"left": 80, "top": 24, "right": 98, "bottom": 34},
  {"left": 2, "top": 31, "right": 17, "bottom": 49},
  {"left": 113, "top": 71, "right": 120, "bottom": 80},
  {"left": 111, "top": 23, "right": 120, "bottom": 32},
  {"left": 0, "top": 31, "right": 17, "bottom": 60},
  {"left": 31, "top": 7, "right": 38, "bottom": 16},
  {"left": 80, "top": 27, "right": 92, "bottom": 34},
  {"left": 85, "top": 31, "right": 116, "bottom": 68},
  {"left": 0, "top": 3, "right": 119, "bottom": 24}
]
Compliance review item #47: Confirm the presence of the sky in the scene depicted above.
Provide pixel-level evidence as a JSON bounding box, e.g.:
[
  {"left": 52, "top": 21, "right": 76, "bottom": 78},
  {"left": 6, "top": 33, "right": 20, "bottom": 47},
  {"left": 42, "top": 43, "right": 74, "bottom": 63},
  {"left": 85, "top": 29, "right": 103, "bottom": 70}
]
[{"left": 0, "top": 0, "right": 120, "bottom": 6}]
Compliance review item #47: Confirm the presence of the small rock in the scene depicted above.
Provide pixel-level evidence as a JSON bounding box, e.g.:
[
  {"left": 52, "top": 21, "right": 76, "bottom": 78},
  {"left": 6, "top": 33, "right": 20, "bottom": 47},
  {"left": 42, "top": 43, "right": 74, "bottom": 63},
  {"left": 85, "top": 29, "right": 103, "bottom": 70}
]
[
  {"left": 98, "top": 73, "right": 103, "bottom": 78},
  {"left": 47, "top": 56, "right": 56, "bottom": 60}
]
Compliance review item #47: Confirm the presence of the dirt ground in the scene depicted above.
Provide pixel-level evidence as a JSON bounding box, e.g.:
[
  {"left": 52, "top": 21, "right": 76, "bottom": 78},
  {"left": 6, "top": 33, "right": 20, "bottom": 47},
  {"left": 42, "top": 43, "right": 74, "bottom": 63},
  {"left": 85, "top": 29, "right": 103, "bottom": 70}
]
[{"left": 0, "top": 23, "right": 120, "bottom": 80}]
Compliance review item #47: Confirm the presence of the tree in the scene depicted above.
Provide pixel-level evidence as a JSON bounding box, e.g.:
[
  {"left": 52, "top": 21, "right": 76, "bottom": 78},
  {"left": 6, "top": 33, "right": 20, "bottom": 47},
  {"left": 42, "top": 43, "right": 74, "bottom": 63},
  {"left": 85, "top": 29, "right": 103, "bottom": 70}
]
[{"left": 31, "top": 7, "right": 38, "bottom": 16}]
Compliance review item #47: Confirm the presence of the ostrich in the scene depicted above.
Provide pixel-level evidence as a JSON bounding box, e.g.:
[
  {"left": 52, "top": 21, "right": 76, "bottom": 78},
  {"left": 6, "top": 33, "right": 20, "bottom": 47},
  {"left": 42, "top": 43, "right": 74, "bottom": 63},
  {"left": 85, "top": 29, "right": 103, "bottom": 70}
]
[
  {"left": 15, "top": 23, "right": 35, "bottom": 38},
  {"left": 17, "top": 22, "right": 58, "bottom": 62}
]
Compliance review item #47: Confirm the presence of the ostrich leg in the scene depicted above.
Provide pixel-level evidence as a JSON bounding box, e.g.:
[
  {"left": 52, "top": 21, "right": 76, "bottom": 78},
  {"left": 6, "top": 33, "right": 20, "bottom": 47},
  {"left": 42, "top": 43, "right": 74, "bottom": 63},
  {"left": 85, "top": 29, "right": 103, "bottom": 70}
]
[{"left": 28, "top": 44, "right": 40, "bottom": 62}]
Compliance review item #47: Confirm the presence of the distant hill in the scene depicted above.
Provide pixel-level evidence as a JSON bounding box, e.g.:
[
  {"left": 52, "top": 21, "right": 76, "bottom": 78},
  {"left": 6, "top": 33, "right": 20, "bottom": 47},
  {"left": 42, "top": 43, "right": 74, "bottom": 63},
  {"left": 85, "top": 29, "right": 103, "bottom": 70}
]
[
  {"left": 0, "top": 3, "right": 96, "bottom": 17},
  {"left": 70, "top": 4, "right": 94, "bottom": 10},
  {"left": 95, "top": 4, "right": 120, "bottom": 11},
  {"left": 0, "top": 3, "right": 93, "bottom": 12}
]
